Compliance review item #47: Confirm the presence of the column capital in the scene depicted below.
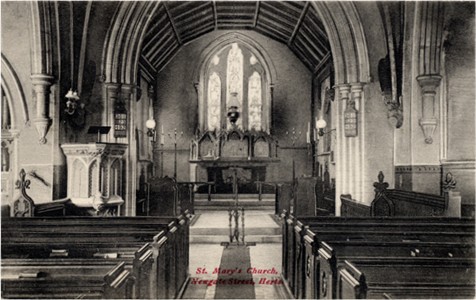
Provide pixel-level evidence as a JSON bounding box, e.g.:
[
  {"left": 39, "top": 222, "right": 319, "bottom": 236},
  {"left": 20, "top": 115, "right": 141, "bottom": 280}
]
[
  {"left": 350, "top": 82, "right": 365, "bottom": 92},
  {"left": 30, "top": 74, "right": 54, "bottom": 86},
  {"left": 416, "top": 75, "right": 442, "bottom": 93},
  {"left": 335, "top": 84, "right": 351, "bottom": 100}
]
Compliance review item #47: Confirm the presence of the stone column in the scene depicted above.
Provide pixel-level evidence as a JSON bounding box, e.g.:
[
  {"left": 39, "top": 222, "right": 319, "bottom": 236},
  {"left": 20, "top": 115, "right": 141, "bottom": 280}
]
[
  {"left": 417, "top": 75, "right": 441, "bottom": 144},
  {"left": 31, "top": 74, "right": 54, "bottom": 144},
  {"left": 121, "top": 84, "right": 136, "bottom": 216},
  {"left": 103, "top": 83, "right": 121, "bottom": 142},
  {"left": 350, "top": 83, "right": 364, "bottom": 202},
  {"left": 335, "top": 84, "right": 350, "bottom": 215}
]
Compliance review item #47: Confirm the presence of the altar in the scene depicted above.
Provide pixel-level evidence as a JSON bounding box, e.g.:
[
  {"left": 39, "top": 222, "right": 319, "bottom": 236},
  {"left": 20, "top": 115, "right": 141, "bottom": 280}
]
[{"left": 189, "top": 129, "right": 279, "bottom": 193}]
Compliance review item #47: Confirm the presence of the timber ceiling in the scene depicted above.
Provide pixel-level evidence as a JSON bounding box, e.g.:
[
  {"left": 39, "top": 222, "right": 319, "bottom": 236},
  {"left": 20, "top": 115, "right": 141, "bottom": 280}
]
[{"left": 140, "top": 1, "right": 330, "bottom": 76}]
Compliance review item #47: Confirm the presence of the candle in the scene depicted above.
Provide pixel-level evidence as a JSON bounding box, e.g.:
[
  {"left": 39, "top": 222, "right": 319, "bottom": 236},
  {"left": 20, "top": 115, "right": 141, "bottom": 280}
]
[
  {"left": 160, "top": 125, "right": 165, "bottom": 145},
  {"left": 306, "top": 122, "right": 311, "bottom": 143}
]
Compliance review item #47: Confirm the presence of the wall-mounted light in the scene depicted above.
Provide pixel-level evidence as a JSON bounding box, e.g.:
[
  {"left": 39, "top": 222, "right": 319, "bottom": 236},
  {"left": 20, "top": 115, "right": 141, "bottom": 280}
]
[
  {"left": 315, "top": 118, "right": 336, "bottom": 139},
  {"left": 316, "top": 118, "right": 327, "bottom": 137},
  {"left": 64, "top": 89, "right": 81, "bottom": 115},
  {"left": 145, "top": 119, "right": 156, "bottom": 142}
]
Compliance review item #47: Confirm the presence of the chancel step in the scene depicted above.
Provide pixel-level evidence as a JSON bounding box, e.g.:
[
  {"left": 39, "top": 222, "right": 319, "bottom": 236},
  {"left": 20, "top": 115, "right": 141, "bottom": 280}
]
[
  {"left": 190, "top": 210, "right": 281, "bottom": 244},
  {"left": 194, "top": 194, "right": 275, "bottom": 211}
]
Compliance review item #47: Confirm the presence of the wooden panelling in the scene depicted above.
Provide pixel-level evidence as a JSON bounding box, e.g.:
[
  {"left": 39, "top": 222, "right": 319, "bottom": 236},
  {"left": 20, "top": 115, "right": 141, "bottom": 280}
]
[{"left": 140, "top": 1, "right": 331, "bottom": 76}]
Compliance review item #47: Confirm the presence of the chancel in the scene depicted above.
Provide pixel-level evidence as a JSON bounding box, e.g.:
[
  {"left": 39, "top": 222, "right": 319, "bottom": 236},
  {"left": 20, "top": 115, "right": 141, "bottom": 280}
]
[{"left": 1, "top": 1, "right": 475, "bottom": 299}]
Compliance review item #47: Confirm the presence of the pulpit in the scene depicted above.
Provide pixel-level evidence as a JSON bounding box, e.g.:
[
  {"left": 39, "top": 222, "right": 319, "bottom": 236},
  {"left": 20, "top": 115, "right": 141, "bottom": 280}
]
[{"left": 61, "top": 143, "right": 127, "bottom": 215}]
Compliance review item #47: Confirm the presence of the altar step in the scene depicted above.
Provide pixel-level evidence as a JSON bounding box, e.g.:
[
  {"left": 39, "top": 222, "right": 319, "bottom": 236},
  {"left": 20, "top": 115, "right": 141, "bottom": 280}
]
[
  {"left": 190, "top": 210, "right": 282, "bottom": 244},
  {"left": 194, "top": 194, "right": 275, "bottom": 211}
]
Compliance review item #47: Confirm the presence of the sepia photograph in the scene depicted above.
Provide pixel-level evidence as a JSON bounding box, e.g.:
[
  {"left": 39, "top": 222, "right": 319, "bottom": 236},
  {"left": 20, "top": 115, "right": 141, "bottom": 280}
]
[{"left": 1, "top": 0, "right": 475, "bottom": 299}]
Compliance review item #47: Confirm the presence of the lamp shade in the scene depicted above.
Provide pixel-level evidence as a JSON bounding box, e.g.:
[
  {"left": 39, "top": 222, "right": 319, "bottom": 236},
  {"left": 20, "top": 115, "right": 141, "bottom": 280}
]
[
  {"left": 65, "top": 89, "right": 75, "bottom": 99},
  {"left": 316, "top": 118, "right": 327, "bottom": 129},
  {"left": 145, "top": 119, "right": 156, "bottom": 129}
]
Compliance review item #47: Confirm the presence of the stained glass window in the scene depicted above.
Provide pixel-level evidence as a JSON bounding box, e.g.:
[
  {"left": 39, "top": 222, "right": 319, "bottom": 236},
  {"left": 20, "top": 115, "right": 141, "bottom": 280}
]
[
  {"left": 204, "top": 41, "right": 268, "bottom": 132},
  {"left": 248, "top": 71, "right": 262, "bottom": 130},
  {"left": 207, "top": 72, "right": 221, "bottom": 130},
  {"left": 226, "top": 43, "right": 244, "bottom": 129}
]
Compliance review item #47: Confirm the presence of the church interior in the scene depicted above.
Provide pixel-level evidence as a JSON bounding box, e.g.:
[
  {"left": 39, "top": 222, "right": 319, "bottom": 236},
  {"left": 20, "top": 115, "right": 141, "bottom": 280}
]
[{"left": 1, "top": 1, "right": 475, "bottom": 299}]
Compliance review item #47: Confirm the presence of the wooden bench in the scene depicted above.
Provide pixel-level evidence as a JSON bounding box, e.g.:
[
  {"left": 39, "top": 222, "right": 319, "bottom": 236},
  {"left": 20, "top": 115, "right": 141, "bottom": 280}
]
[
  {"left": 2, "top": 215, "right": 190, "bottom": 299},
  {"left": 281, "top": 214, "right": 474, "bottom": 297},
  {"left": 337, "top": 258, "right": 475, "bottom": 299},
  {"left": 317, "top": 241, "right": 475, "bottom": 299},
  {"left": 2, "top": 261, "right": 134, "bottom": 299},
  {"left": 2, "top": 231, "right": 169, "bottom": 299},
  {"left": 296, "top": 221, "right": 474, "bottom": 298},
  {"left": 2, "top": 243, "right": 154, "bottom": 299},
  {"left": 341, "top": 171, "right": 460, "bottom": 217}
]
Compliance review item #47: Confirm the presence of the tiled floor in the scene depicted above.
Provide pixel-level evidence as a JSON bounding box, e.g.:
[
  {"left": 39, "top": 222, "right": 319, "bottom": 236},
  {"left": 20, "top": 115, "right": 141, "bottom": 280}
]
[
  {"left": 192, "top": 210, "right": 280, "bottom": 229},
  {"left": 183, "top": 210, "right": 288, "bottom": 299}
]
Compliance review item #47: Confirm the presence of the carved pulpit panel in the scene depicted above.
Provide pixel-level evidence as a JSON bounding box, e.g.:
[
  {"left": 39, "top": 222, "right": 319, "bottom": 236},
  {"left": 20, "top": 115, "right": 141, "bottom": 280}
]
[{"left": 61, "top": 143, "right": 127, "bottom": 215}]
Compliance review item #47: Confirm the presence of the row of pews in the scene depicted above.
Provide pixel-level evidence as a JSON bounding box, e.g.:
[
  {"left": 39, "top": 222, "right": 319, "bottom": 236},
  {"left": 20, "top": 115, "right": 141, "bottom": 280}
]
[
  {"left": 280, "top": 211, "right": 475, "bottom": 299},
  {"left": 1, "top": 212, "right": 191, "bottom": 299}
]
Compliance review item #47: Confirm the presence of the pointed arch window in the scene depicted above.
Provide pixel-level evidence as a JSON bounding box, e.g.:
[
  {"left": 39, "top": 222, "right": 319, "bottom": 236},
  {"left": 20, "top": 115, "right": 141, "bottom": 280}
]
[
  {"left": 248, "top": 71, "right": 262, "bottom": 130},
  {"left": 207, "top": 72, "right": 221, "bottom": 131},
  {"left": 202, "top": 42, "right": 269, "bottom": 132}
]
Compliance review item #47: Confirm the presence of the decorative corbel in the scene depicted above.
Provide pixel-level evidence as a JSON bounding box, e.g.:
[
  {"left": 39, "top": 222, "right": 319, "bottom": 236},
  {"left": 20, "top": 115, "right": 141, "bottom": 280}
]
[
  {"left": 31, "top": 74, "right": 54, "bottom": 144},
  {"left": 417, "top": 75, "right": 441, "bottom": 144}
]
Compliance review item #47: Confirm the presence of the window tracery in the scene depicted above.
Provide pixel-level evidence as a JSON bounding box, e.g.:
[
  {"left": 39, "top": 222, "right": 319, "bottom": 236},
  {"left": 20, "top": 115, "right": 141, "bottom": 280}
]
[{"left": 202, "top": 41, "right": 268, "bottom": 132}]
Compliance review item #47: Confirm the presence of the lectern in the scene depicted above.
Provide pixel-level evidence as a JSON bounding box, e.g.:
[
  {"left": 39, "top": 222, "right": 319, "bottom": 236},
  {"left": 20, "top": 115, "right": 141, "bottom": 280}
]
[{"left": 87, "top": 126, "right": 111, "bottom": 142}]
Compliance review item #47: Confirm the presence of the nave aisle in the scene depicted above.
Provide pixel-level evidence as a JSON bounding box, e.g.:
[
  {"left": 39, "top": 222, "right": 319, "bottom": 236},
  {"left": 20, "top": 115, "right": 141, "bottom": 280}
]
[{"left": 182, "top": 211, "right": 289, "bottom": 299}]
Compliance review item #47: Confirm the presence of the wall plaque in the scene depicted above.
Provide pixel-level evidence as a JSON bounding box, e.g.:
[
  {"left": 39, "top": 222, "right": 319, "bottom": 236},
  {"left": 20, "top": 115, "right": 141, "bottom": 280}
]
[
  {"left": 114, "top": 103, "right": 127, "bottom": 138},
  {"left": 344, "top": 104, "right": 358, "bottom": 137}
]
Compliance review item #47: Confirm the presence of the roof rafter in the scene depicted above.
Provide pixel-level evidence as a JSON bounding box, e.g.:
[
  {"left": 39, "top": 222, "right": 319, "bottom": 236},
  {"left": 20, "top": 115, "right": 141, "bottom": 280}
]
[
  {"left": 253, "top": 1, "right": 260, "bottom": 27},
  {"left": 164, "top": 2, "right": 182, "bottom": 46},
  {"left": 212, "top": 1, "right": 218, "bottom": 29},
  {"left": 288, "top": 2, "right": 309, "bottom": 47}
]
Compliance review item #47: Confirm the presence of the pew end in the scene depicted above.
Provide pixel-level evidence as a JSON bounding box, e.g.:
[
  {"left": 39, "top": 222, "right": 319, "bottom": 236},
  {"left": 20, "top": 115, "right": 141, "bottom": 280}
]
[{"left": 337, "top": 260, "right": 367, "bottom": 299}]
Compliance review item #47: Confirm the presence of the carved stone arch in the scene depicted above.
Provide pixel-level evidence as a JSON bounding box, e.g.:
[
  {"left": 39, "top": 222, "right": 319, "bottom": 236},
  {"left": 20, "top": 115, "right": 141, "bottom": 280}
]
[
  {"left": 1, "top": 54, "right": 29, "bottom": 129},
  {"left": 310, "top": 2, "right": 370, "bottom": 85},
  {"left": 193, "top": 32, "right": 277, "bottom": 84},
  {"left": 102, "top": 2, "right": 160, "bottom": 85}
]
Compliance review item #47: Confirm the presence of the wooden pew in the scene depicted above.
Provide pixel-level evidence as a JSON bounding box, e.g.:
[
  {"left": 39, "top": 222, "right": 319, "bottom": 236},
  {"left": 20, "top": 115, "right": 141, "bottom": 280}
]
[
  {"left": 285, "top": 216, "right": 474, "bottom": 299},
  {"left": 317, "top": 241, "right": 475, "bottom": 299},
  {"left": 2, "top": 243, "right": 153, "bottom": 299},
  {"left": 337, "top": 258, "right": 475, "bottom": 299},
  {"left": 2, "top": 261, "right": 134, "bottom": 299},
  {"left": 2, "top": 231, "right": 168, "bottom": 299},
  {"left": 2, "top": 215, "right": 190, "bottom": 299},
  {"left": 299, "top": 226, "right": 473, "bottom": 298}
]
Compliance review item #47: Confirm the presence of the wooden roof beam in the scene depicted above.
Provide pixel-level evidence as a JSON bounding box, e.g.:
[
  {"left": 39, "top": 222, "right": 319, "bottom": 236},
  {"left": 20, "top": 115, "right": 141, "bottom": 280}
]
[
  {"left": 313, "top": 53, "right": 331, "bottom": 76},
  {"left": 253, "top": 1, "right": 260, "bottom": 27},
  {"left": 164, "top": 2, "right": 182, "bottom": 46},
  {"left": 288, "top": 2, "right": 309, "bottom": 47},
  {"left": 212, "top": 1, "right": 218, "bottom": 29}
]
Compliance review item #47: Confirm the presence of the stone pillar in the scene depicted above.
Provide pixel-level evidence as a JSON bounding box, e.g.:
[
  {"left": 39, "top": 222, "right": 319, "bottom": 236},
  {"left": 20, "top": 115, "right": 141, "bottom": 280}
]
[
  {"left": 103, "top": 83, "right": 121, "bottom": 142},
  {"left": 121, "top": 84, "right": 136, "bottom": 216},
  {"left": 350, "top": 83, "right": 364, "bottom": 203},
  {"left": 417, "top": 75, "right": 441, "bottom": 144},
  {"left": 335, "top": 84, "right": 350, "bottom": 215},
  {"left": 31, "top": 74, "right": 54, "bottom": 144}
]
